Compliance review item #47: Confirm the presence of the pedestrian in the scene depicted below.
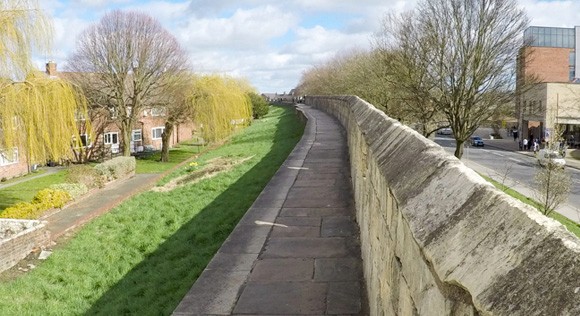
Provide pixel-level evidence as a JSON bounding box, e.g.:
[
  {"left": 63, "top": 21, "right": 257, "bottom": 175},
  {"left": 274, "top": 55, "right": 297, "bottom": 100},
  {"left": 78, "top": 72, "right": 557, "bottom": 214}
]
[
  {"left": 533, "top": 139, "right": 539, "bottom": 153},
  {"left": 518, "top": 139, "right": 523, "bottom": 150},
  {"left": 522, "top": 138, "right": 528, "bottom": 151}
]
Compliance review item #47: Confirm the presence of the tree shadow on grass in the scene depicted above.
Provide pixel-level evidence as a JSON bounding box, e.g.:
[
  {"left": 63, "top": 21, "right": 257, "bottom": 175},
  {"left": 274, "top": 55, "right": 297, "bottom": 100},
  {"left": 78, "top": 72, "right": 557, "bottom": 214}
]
[
  {"left": 0, "top": 190, "right": 24, "bottom": 210},
  {"left": 85, "top": 106, "right": 305, "bottom": 315}
]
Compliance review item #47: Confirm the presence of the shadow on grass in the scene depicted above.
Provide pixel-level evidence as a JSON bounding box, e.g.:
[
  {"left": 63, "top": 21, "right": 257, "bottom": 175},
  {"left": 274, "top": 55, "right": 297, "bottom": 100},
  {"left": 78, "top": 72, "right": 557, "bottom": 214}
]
[
  {"left": 0, "top": 190, "right": 21, "bottom": 210},
  {"left": 85, "top": 106, "right": 305, "bottom": 315}
]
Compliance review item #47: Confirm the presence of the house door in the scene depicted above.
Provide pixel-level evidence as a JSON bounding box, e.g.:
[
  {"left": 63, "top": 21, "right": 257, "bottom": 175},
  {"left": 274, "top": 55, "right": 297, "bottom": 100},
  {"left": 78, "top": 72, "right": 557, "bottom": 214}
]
[{"left": 104, "top": 132, "right": 120, "bottom": 154}]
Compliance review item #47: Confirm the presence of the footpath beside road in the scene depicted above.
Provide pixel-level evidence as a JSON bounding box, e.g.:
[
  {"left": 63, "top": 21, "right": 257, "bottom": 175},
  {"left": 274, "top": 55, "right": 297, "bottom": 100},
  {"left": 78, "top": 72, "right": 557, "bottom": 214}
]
[{"left": 466, "top": 137, "right": 580, "bottom": 223}]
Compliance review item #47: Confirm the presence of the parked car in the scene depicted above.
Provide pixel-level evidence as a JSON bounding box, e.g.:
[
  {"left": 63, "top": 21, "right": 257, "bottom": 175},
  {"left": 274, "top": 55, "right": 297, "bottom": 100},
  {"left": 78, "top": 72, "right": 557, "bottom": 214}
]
[
  {"left": 470, "top": 136, "right": 484, "bottom": 147},
  {"left": 537, "top": 149, "right": 566, "bottom": 168},
  {"left": 437, "top": 127, "right": 452, "bottom": 135}
]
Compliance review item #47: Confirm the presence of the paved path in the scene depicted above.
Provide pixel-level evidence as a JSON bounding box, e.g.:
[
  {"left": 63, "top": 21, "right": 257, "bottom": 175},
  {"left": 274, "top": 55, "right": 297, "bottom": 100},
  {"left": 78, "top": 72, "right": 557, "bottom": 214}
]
[
  {"left": 0, "top": 166, "right": 65, "bottom": 190},
  {"left": 43, "top": 173, "right": 159, "bottom": 239},
  {"left": 173, "top": 105, "right": 365, "bottom": 315}
]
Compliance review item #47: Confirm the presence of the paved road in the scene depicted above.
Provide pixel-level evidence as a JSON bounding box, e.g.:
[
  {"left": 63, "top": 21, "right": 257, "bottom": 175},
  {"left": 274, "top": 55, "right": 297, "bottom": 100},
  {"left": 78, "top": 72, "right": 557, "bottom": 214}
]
[{"left": 435, "top": 135, "right": 580, "bottom": 222}]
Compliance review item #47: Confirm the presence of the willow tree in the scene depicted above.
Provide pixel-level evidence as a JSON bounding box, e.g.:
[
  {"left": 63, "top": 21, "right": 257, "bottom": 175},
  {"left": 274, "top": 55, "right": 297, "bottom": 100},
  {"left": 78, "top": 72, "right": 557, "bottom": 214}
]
[
  {"left": 67, "top": 10, "right": 190, "bottom": 156},
  {"left": 191, "top": 75, "right": 252, "bottom": 143},
  {"left": 0, "top": 0, "right": 89, "bottom": 166}
]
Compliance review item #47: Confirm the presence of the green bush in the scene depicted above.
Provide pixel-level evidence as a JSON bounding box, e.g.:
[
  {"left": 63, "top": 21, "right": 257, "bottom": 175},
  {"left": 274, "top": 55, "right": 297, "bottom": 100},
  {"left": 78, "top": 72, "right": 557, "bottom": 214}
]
[
  {"left": 94, "top": 156, "right": 136, "bottom": 182},
  {"left": 32, "top": 189, "right": 71, "bottom": 210},
  {"left": 248, "top": 92, "right": 270, "bottom": 119},
  {"left": 50, "top": 183, "right": 89, "bottom": 200},
  {"left": 67, "top": 164, "right": 103, "bottom": 189},
  {"left": 0, "top": 202, "right": 39, "bottom": 219},
  {"left": 0, "top": 189, "right": 71, "bottom": 219}
]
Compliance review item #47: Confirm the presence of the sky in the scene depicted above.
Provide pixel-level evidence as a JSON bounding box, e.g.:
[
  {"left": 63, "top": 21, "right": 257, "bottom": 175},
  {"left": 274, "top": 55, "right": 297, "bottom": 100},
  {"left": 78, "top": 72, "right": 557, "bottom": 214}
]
[{"left": 36, "top": 0, "right": 580, "bottom": 94}]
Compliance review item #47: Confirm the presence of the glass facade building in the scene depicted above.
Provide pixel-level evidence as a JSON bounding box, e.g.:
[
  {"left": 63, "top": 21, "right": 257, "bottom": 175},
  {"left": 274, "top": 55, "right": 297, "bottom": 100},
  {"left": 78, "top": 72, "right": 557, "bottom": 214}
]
[
  {"left": 524, "top": 26, "right": 578, "bottom": 80},
  {"left": 524, "top": 26, "right": 575, "bottom": 48}
]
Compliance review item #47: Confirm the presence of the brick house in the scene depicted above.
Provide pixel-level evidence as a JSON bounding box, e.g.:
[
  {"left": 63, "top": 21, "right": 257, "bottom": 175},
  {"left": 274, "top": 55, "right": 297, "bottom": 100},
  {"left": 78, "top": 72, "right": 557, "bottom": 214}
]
[
  {"left": 0, "top": 148, "right": 28, "bottom": 180},
  {"left": 46, "top": 62, "right": 196, "bottom": 161}
]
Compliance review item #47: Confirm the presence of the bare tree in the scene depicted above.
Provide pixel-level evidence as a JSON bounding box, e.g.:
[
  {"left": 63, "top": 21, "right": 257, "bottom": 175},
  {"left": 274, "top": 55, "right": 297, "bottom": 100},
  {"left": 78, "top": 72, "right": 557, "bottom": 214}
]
[
  {"left": 67, "top": 10, "right": 190, "bottom": 156},
  {"left": 534, "top": 165, "right": 571, "bottom": 216},
  {"left": 376, "top": 0, "right": 529, "bottom": 158}
]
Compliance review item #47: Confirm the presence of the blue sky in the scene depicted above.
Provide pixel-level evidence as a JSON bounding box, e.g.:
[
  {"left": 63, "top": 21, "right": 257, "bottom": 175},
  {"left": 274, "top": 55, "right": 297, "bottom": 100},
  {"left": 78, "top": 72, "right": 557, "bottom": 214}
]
[{"left": 37, "top": 0, "right": 580, "bottom": 93}]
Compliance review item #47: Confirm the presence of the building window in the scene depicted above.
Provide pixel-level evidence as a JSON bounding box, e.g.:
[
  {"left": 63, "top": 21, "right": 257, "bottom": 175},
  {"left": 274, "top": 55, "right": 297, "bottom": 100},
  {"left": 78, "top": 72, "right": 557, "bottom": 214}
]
[
  {"left": 104, "top": 132, "right": 118, "bottom": 145},
  {"left": 152, "top": 127, "right": 164, "bottom": 140},
  {"left": 0, "top": 148, "right": 18, "bottom": 166},
  {"left": 132, "top": 130, "right": 142, "bottom": 142},
  {"left": 79, "top": 134, "right": 91, "bottom": 147}
]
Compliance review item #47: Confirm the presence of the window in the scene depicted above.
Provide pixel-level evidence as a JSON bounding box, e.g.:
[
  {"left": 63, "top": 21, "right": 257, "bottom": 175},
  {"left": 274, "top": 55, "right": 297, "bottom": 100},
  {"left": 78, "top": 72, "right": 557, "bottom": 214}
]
[
  {"left": 152, "top": 127, "right": 164, "bottom": 140},
  {"left": 104, "top": 132, "right": 118, "bottom": 145},
  {"left": 80, "top": 134, "right": 91, "bottom": 147},
  {"left": 132, "top": 129, "right": 142, "bottom": 142},
  {"left": 0, "top": 148, "right": 18, "bottom": 166}
]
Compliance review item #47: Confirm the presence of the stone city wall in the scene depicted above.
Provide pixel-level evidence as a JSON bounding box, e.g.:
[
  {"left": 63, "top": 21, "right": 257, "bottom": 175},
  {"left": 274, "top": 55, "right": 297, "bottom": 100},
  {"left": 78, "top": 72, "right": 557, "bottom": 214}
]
[
  {"left": 305, "top": 95, "right": 580, "bottom": 315},
  {"left": 0, "top": 219, "right": 50, "bottom": 273}
]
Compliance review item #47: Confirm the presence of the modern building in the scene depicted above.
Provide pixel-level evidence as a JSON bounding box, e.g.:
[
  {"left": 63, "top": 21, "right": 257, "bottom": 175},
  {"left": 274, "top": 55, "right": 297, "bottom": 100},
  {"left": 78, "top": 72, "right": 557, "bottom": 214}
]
[{"left": 518, "top": 26, "right": 580, "bottom": 147}]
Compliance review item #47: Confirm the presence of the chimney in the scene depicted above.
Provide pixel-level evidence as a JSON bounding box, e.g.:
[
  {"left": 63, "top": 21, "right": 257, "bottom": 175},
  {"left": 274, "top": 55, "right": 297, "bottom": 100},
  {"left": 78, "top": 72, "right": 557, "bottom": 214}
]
[{"left": 46, "top": 61, "right": 57, "bottom": 76}]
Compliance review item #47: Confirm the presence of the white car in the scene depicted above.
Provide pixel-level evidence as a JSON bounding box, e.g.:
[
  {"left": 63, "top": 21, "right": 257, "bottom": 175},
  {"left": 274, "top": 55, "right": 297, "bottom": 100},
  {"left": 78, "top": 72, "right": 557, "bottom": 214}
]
[
  {"left": 437, "top": 127, "right": 452, "bottom": 135},
  {"left": 537, "top": 149, "right": 566, "bottom": 168}
]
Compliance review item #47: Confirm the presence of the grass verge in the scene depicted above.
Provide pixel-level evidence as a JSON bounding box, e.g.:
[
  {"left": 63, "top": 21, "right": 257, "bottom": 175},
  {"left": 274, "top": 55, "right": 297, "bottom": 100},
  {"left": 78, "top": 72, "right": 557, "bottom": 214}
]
[
  {"left": 0, "top": 105, "right": 305, "bottom": 315},
  {"left": 134, "top": 138, "right": 207, "bottom": 174},
  {"left": 481, "top": 175, "right": 580, "bottom": 238},
  {"left": 0, "top": 170, "right": 67, "bottom": 210}
]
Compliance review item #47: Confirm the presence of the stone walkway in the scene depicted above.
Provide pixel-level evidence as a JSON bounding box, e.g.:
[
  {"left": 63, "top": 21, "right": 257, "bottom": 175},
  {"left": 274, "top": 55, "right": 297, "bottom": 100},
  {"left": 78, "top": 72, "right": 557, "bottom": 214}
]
[{"left": 173, "top": 105, "right": 366, "bottom": 315}]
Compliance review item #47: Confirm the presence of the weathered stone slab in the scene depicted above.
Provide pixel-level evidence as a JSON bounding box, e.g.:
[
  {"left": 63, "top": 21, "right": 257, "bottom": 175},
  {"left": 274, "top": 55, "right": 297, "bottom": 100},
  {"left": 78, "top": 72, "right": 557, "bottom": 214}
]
[
  {"left": 327, "top": 281, "right": 362, "bottom": 314},
  {"left": 249, "top": 258, "right": 314, "bottom": 282},
  {"left": 321, "top": 216, "right": 356, "bottom": 237},
  {"left": 276, "top": 216, "right": 321, "bottom": 227},
  {"left": 271, "top": 225, "right": 320, "bottom": 238},
  {"left": 261, "top": 237, "right": 355, "bottom": 258},
  {"left": 279, "top": 207, "right": 352, "bottom": 217},
  {"left": 233, "top": 282, "right": 327, "bottom": 314},
  {"left": 314, "top": 257, "right": 362, "bottom": 281}
]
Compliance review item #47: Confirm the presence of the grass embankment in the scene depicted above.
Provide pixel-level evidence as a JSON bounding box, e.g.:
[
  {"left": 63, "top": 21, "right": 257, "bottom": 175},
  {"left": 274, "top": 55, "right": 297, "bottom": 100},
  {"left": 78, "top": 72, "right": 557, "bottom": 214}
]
[
  {"left": 0, "top": 171, "right": 67, "bottom": 210},
  {"left": 134, "top": 136, "right": 206, "bottom": 174},
  {"left": 0, "top": 105, "right": 305, "bottom": 315},
  {"left": 482, "top": 175, "right": 580, "bottom": 238},
  {"left": 0, "top": 138, "right": 204, "bottom": 211}
]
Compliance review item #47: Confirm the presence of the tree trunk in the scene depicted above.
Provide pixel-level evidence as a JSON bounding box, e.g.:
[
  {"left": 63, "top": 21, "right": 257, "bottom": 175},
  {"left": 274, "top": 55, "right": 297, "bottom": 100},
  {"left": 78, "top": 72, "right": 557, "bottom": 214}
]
[
  {"left": 454, "top": 140, "right": 464, "bottom": 159},
  {"left": 120, "top": 120, "right": 132, "bottom": 156},
  {"left": 160, "top": 122, "right": 174, "bottom": 162}
]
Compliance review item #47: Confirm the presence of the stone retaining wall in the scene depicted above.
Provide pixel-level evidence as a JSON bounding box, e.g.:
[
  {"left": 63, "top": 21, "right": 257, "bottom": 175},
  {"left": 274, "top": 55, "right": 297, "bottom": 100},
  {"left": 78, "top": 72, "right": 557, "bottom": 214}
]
[
  {"left": 306, "top": 96, "right": 580, "bottom": 315},
  {"left": 0, "top": 219, "right": 49, "bottom": 273}
]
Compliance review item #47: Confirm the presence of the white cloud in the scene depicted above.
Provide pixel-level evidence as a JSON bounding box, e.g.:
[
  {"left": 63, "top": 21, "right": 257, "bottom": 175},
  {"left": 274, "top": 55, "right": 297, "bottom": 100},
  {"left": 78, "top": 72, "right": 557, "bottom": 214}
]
[{"left": 39, "top": 0, "right": 575, "bottom": 93}]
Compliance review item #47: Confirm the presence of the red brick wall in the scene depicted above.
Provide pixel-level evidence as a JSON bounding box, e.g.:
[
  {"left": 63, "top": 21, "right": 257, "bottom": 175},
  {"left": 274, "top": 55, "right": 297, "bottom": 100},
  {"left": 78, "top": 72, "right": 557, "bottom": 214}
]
[
  {"left": 522, "top": 46, "right": 572, "bottom": 83},
  {"left": 0, "top": 148, "right": 29, "bottom": 180},
  {"left": 0, "top": 220, "right": 50, "bottom": 273}
]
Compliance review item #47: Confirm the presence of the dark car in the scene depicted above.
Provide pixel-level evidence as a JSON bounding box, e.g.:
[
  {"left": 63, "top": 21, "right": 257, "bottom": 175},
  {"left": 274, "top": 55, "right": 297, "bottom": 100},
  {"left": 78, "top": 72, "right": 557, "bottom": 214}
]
[{"left": 470, "top": 136, "right": 484, "bottom": 147}]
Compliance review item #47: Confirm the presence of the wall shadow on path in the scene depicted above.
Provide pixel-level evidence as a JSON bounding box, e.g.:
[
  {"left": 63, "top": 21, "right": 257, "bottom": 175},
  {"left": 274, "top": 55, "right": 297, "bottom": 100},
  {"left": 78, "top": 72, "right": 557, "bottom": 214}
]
[{"left": 85, "top": 107, "right": 305, "bottom": 315}]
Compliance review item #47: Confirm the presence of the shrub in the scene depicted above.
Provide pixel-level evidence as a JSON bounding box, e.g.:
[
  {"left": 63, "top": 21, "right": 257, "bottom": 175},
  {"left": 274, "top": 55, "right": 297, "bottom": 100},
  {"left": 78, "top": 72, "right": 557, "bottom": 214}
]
[
  {"left": 50, "top": 183, "right": 89, "bottom": 200},
  {"left": 94, "top": 156, "right": 136, "bottom": 183},
  {"left": 67, "top": 164, "right": 103, "bottom": 189},
  {"left": 0, "top": 202, "right": 39, "bottom": 219},
  {"left": 248, "top": 92, "right": 270, "bottom": 119},
  {"left": 32, "top": 189, "right": 72, "bottom": 210}
]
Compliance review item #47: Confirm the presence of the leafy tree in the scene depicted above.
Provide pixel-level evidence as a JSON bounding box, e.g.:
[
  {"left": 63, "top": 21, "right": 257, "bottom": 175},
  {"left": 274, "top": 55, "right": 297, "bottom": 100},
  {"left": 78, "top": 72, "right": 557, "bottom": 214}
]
[
  {"left": 248, "top": 92, "right": 269, "bottom": 119},
  {"left": 67, "top": 10, "right": 190, "bottom": 156},
  {"left": 0, "top": 1, "right": 89, "bottom": 166}
]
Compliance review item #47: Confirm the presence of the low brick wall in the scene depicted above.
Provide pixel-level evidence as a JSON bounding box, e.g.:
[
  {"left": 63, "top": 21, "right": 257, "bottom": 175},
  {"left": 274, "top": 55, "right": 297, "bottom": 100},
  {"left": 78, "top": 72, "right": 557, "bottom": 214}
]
[
  {"left": 0, "top": 219, "right": 50, "bottom": 273},
  {"left": 306, "top": 96, "right": 580, "bottom": 315}
]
